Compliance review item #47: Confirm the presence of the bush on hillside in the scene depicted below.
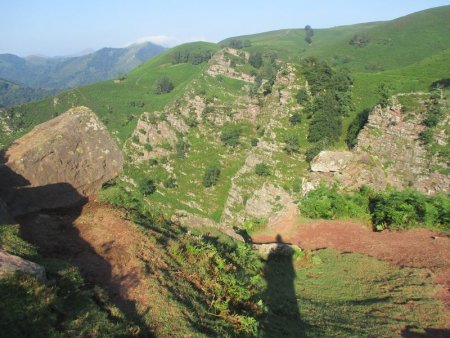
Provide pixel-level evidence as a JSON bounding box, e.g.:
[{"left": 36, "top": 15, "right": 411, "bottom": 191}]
[
  {"left": 139, "top": 178, "right": 157, "bottom": 196},
  {"left": 289, "top": 112, "right": 301, "bottom": 125},
  {"left": 284, "top": 134, "right": 300, "bottom": 154},
  {"left": 154, "top": 76, "right": 174, "bottom": 94},
  {"left": 346, "top": 108, "right": 370, "bottom": 148},
  {"left": 255, "top": 163, "right": 271, "bottom": 176},
  {"left": 300, "top": 185, "right": 370, "bottom": 220},
  {"left": 203, "top": 165, "right": 221, "bottom": 187},
  {"left": 163, "top": 177, "right": 177, "bottom": 188},
  {"left": 370, "top": 189, "right": 450, "bottom": 230},
  {"left": 249, "top": 52, "right": 263, "bottom": 69},
  {"left": 220, "top": 126, "right": 241, "bottom": 147},
  {"left": 175, "top": 139, "right": 189, "bottom": 158},
  {"left": 227, "top": 39, "right": 251, "bottom": 49},
  {"left": 300, "top": 185, "right": 450, "bottom": 232},
  {"left": 296, "top": 88, "right": 309, "bottom": 104},
  {"left": 349, "top": 33, "right": 370, "bottom": 48}
]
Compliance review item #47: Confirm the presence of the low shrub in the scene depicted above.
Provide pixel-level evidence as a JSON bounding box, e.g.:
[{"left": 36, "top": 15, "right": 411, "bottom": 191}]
[
  {"left": 300, "top": 185, "right": 369, "bottom": 220},
  {"left": 203, "top": 165, "right": 221, "bottom": 187},
  {"left": 300, "top": 185, "right": 449, "bottom": 232},
  {"left": 255, "top": 163, "right": 271, "bottom": 176}
]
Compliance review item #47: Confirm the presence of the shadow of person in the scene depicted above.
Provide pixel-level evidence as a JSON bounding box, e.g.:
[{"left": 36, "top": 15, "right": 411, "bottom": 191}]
[
  {"left": 0, "top": 151, "right": 152, "bottom": 336},
  {"left": 261, "top": 234, "right": 305, "bottom": 337}
]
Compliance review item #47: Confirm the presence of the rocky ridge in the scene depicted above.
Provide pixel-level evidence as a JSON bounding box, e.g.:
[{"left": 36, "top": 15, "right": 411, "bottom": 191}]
[{"left": 307, "top": 96, "right": 449, "bottom": 195}]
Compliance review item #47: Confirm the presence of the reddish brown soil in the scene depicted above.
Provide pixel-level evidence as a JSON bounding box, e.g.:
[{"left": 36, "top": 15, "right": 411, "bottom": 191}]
[
  {"left": 18, "top": 200, "right": 162, "bottom": 325},
  {"left": 253, "top": 211, "right": 450, "bottom": 311}
]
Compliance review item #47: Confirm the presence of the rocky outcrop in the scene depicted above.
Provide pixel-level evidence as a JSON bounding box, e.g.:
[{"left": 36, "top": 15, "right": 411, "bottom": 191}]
[
  {"left": 306, "top": 98, "right": 449, "bottom": 195},
  {"left": 0, "top": 250, "right": 46, "bottom": 282},
  {"left": 207, "top": 48, "right": 255, "bottom": 83},
  {"left": 171, "top": 210, "right": 244, "bottom": 241},
  {"left": 310, "top": 151, "right": 355, "bottom": 172},
  {"left": 0, "top": 106, "right": 123, "bottom": 214},
  {"left": 245, "top": 183, "right": 296, "bottom": 220}
]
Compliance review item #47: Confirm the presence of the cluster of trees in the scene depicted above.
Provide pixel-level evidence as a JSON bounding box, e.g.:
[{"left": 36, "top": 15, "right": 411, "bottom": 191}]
[
  {"left": 349, "top": 33, "right": 370, "bottom": 48},
  {"left": 253, "top": 53, "right": 279, "bottom": 96},
  {"left": 154, "top": 76, "right": 174, "bottom": 94},
  {"left": 227, "top": 39, "right": 252, "bottom": 49},
  {"left": 304, "top": 25, "right": 314, "bottom": 44},
  {"left": 171, "top": 49, "right": 213, "bottom": 65},
  {"left": 300, "top": 57, "right": 353, "bottom": 157},
  {"left": 248, "top": 52, "right": 263, "bottom": 69},
  {"left": 420, "top": 88, "right": 443, "bottom": 144}
]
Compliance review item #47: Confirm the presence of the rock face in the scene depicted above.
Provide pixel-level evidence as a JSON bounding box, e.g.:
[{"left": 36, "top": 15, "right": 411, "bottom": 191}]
[
  {"left": 0, "top": 250, "right": 46, "bottom": 282},
  {"left": 306, "top": 97, "right": 449, "bottom": 195},
  {"left": 171, "top": 210, "right": 244, "bottom": 241},
  {"left": 0, "top": 106, "right": 123, "bottom": 214},
  {"left": 310, "top": 151, "right": 355, "bottom": 172}
]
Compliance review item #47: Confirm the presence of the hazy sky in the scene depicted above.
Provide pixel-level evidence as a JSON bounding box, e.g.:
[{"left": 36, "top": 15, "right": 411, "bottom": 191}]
[{"left": 1, "top": 0, "right": 449, "bottom": 56}]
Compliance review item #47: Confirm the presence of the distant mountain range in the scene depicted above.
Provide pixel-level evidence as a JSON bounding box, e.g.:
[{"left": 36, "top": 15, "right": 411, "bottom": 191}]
[
  {"left": 0, "top": 78, "right": 57, "bottom": 108},
  {"left": 0, "top": 41, "right": 166, "bottom": 107}
]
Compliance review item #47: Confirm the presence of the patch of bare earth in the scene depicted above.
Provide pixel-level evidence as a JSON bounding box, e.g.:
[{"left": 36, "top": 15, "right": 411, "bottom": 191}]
[
  {"left": 18, "top": 200, "right": 190, "bottom": 335},
  {"left": 252, "top": 209, "right": 450, "bottom": 315}
]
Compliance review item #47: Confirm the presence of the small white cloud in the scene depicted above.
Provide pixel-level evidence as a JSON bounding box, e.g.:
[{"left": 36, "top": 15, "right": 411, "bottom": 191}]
[{"left": 134, "top": 35, "right": 178, "bottom": 47}]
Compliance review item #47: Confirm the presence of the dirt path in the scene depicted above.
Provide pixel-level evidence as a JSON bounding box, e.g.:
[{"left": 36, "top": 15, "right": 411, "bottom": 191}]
[{"left": 252, "top": 210, "right": 450, "bottom": 311}]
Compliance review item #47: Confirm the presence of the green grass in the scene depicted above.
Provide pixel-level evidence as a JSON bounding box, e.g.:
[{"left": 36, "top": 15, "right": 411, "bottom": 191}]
[
  {"left": 223, "top": 6, "right": 450, "bottom": 71},
  {"left": 0, "top": 220, "right": 134, "bottom": 337},
  {"left": 262, "top": 248, "right": 447, "bottom": 337},
  {"left": 1, "top": 42, "right": 219, "bottom": 148}
]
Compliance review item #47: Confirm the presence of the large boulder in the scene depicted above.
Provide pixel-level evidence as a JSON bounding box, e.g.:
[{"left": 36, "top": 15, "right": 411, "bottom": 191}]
[
  {"left": 0, "top": 106, "right": 123, "bottom": 214},
  {"left": 310, "top": 151, "right": 354, "bottom": 173},
  {"left": 0, "top": 250, "right": 46, "bottom": 282}
]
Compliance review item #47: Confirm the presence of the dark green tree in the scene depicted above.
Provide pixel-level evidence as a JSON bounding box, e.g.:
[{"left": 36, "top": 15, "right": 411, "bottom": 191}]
[
  {"left": 296, "top": 88, "right": 309, "bottom": 104},
  {"left": 139, "top": 178, "right": 157, "bottom": 196},
  {"left": 154, "top": 76, "right": 174, "bottom": 94},
  {"left": 289, "top": 112, "right": 301, "bottom": 125},
  {"left": 304, "top": 25, "right": 314, "bottom": 44},
  {"left": 203, "top": 165, "right": 221, "bottom": 187},
  {"left": 284, "top": 135, "right": 300, "bottom": 154},
  {"left": 221, "top": 126, "right": 241, "bottom": 147},
  {"left": 255, "top": 163, "right": 271, "bottom": 176},
  {"left": 249, "top": 52, "right": 263, "bottom": 69},
  {"left": 377, "top": 82, "right": 390, "bottom": 108}
]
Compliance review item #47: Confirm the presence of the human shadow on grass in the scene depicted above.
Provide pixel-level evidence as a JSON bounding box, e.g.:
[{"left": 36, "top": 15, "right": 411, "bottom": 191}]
[{"left": 261, "top": 234, "right": 306, "bottom": 337}]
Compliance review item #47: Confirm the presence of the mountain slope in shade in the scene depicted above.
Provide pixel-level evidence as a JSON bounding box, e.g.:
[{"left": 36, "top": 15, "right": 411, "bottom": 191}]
[{"left": 0, "top": 42, "right": 166, "bottom": 90}]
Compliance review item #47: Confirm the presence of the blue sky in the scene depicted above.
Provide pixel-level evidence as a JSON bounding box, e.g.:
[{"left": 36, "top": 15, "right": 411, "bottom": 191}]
[{"left": 1, "top": 0, "right": 449, "bottom": 56}]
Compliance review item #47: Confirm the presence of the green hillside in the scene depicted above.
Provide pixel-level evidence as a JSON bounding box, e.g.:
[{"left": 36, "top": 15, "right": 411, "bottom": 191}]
[
  {"left": 1, "top": 6, "right": 450, "bottom": 337},
  {"left": 223, "top": 5, "right": 450, "bottom": 71},
  {"left": 0, "top": 42, "right": 218, "bottom": 147}
]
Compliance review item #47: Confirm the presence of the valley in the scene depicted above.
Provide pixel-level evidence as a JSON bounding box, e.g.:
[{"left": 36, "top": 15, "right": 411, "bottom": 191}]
[{"left": 0, "top": 4, "right": 449, "bottom": 338}]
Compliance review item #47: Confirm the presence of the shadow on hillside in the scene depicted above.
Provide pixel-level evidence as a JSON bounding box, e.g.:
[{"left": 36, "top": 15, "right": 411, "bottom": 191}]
[
  {"left": 261, "top": 234, "right": 306, "bottom": 337},
  {"left": 431, "top": 78, "right": 450, "bottom": 89},
  {"left": 0, "top": 151, "right": 152, "bottom": 337},
  {"left": 401, "top": 325, "right": 450, "bottom": 338}
]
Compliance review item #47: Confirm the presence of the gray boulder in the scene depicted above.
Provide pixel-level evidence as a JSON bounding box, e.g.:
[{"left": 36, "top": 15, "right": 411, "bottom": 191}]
[
  {"left": 0, "top": 106, "right": 123, "bottom": 215},
  {"left": 0, "top": 250, "right": 46, "bottom": 282}
]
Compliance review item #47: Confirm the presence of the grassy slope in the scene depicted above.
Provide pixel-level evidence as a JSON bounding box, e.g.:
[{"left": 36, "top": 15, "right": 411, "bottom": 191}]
[
  {"left": 223, "top": 6, "right": 450, "bottom": 70},
  {"left": 223, "top": 6, "right": 450, "bottom": 149},
  {"left": 2, "top": 42, "right": 218, "bottom": 147}
]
